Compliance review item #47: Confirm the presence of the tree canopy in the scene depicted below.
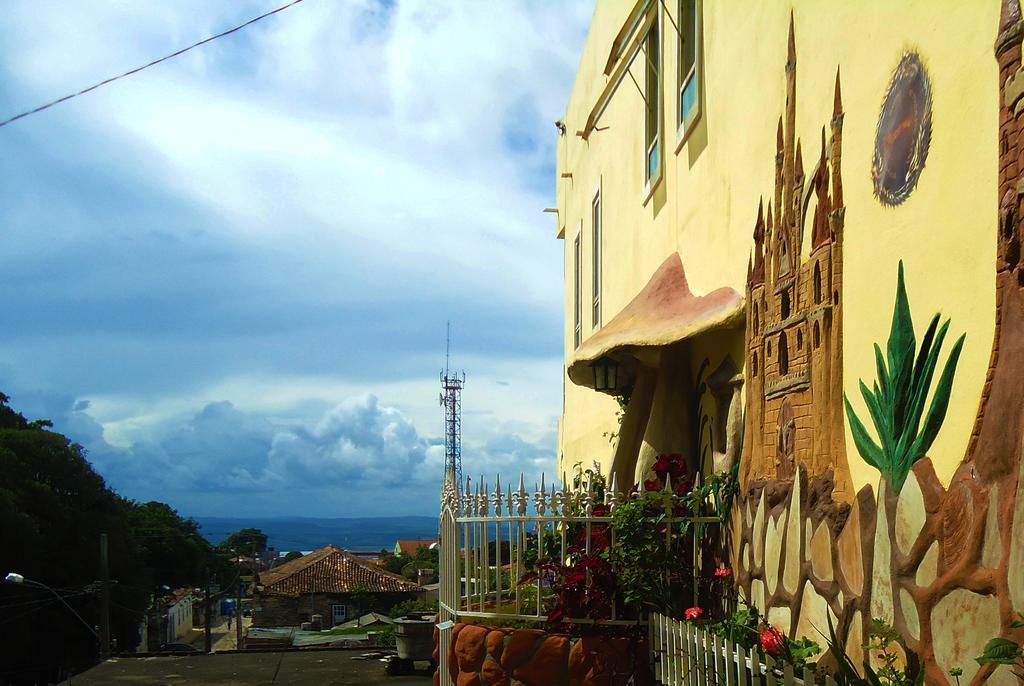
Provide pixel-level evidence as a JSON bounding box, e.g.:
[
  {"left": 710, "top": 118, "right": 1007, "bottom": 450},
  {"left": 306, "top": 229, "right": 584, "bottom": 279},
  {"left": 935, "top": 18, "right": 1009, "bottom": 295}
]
[
  {"left": 217, "top": 527, "right": 268, "bottom": 556},
  {"left": 0, "top": 392, "right": 243, "bottom": 683},
  {"left": 0, "top": 394, "right": 151, "bottom": 683}
]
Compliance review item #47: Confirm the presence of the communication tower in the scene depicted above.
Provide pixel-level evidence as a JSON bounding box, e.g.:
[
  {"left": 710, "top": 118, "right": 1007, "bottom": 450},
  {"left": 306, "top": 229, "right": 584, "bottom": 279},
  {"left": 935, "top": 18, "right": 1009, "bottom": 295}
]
[{"left": 440, "top": 322, "right": 465, "bottom": 489}]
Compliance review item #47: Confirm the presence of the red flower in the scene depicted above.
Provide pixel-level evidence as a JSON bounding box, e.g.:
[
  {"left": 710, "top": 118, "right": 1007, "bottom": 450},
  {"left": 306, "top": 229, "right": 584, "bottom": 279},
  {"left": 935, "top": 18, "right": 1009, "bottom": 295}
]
[
  {"left": 652, "top": 454, "right": 673, "bottom": 478},
  {"left": 592, "top": 503, "right": 610, "bottom": 517},
  {"left": 760, "top": 626, "right": 785, "bottom": 656},
  {"left": 684, "top": 607, "right": 704, "bottom": 621},
  {"left": 714, "top": 566, "right": 733, "bottom": 578},
  {"left": 643, "top": 478, "right": 662, "bottom": 492}
]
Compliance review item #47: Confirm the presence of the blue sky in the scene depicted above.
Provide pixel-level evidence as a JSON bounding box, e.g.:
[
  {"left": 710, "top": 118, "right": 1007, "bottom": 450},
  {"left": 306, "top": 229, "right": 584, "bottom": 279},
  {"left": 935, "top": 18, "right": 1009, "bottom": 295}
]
[{"left": 0, "top": 0, "right": 592, "bottom": 517}]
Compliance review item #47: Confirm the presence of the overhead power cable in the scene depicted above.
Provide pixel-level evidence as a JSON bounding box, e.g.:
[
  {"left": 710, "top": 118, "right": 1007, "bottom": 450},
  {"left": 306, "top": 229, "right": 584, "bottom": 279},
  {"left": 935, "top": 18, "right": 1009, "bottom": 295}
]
[{"left": 0, "top": 0, "right": 306, "bottom": 129}]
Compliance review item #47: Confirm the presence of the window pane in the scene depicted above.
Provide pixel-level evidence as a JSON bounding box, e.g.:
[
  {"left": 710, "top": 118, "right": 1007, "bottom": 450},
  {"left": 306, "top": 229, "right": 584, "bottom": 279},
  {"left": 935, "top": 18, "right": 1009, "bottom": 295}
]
[
  {"left": 574, "top": 235, "right": 582, "bottom": 347},
  {"left": 647, "top": 136, "right": 660, "bottom": 181},
  {"left": 645, "top": 23, "right": 660, "bottom": 181},
  {"left": 592, "top": 195, "right": 600, "bottom": 328},
  {"left": 681, "top": 0, "right": 696, "bottom": 77},
  {"left": 681, "top": 71, "right": 698, "bottom": 125}
]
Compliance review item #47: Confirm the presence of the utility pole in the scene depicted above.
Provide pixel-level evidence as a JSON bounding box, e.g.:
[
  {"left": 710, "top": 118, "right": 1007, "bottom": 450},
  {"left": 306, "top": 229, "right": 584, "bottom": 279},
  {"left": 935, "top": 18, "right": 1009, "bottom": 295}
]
[
  {"left": 235, "top": 551, "right": 243, "bottom": 649},
  {"left": 99, "top": 533, "right": 110, "bottom": 659},
  {"left": 204, "top": 566, "right": 212, "bottom": 653}
]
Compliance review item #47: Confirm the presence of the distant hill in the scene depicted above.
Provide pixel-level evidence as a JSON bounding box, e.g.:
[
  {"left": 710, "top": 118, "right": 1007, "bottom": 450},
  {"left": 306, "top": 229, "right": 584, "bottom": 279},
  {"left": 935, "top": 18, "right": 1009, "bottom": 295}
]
[{"left": 194, "top": 516, "right": 439, "bottom": 553}]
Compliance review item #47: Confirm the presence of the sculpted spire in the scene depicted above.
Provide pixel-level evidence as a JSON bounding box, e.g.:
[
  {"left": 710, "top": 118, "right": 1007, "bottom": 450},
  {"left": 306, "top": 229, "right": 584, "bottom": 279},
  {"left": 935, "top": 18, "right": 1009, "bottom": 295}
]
[{"left": 997, "top": 0, "right": 1023, "bottom": 55}]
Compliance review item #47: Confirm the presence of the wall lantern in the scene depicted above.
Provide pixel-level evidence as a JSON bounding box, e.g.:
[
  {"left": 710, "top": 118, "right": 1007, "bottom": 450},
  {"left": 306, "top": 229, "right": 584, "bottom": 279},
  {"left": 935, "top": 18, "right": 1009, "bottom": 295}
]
[{"left": 592, "top": 356, "right": 619, "bottom": 392}]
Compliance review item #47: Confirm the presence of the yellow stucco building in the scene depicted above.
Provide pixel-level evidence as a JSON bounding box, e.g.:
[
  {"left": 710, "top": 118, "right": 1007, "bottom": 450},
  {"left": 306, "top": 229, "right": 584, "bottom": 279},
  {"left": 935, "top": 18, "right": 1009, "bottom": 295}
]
[{"left": 555, "top": 1, "right": 1024, "bottom": 682}]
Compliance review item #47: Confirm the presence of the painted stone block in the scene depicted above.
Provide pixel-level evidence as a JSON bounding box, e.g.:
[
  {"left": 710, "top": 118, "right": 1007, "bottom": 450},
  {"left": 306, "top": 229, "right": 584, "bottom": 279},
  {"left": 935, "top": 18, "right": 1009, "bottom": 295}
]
[
  {"left": 894, "top": 471, "right": 926, "bottom": 557},
  {"left": 846, "top": 611, "right": 864, "bottom": 677},
  {"left": 981, "top": 485, "right": 1003, "bottom": 569},
  {"left": 810, "top": 521, "right": 833, "bottom": 582},
  {"left": 764, "top": 509, "right": 785, "bottom": 596},
  {"left": 767, "top": 605, "right": 792, "bottom": 636},
  {"left": 931, "top": 589, "right": 1001, "bottom": 685},
  {"left": 870, "top": 483, "right": 894, "bottom": 626},
  {"left": 783, "top": 472, "right": 803, "bottom": 594},
  {"left": 1010, "top": 456, "right": 1024, "bottom": 614},
  {"left": 898, "top": 588, "right": 919, "bottom": 642},
  {"left": 795, "top": 581, "right": 832, "bottom": 643},
  {"left": 915, "top": 541, "right": 938, "bottom": 589},
  {"left": 751, "top": 579, "right": 766, "bottom": 612},
  {"left": 836, "top": 495, "right": 864, "bottom": 597},
  {"left": 754, "top": 495, "right": 766, "bottom": 568}
]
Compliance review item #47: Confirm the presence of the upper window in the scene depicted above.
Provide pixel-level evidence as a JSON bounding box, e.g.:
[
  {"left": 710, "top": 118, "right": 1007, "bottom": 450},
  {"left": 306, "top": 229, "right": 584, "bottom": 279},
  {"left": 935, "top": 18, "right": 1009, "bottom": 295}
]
[
  {"left": 677, "top": 0, "right": 701, "bottom": 139},
  {"left": 573, "top": 231, "right": 582, "bottom": 349},
  {"left": 591, "top": 191, "right": 602, "bottom": 330},
  {"left": 644, "top": 22, "right": 661, "bottom": 186}
]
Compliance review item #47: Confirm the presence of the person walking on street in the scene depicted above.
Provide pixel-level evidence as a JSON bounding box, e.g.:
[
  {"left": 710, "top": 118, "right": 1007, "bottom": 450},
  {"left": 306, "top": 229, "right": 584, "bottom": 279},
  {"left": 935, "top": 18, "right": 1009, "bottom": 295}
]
[{"left": 227, "top": 610, "right": 233, "bottom": 631}]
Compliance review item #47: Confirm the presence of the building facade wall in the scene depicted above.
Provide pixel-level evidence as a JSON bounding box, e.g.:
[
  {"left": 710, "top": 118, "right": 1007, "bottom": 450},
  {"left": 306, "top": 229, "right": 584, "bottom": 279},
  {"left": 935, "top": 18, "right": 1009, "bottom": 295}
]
[
  {"left": 556, "top": 0, "right": 997, "bottom": 496},
  {"left": 557, "top": 1, "right": 1024, "bottom": 682},
  {"left": 253, "top": 591, "right": 417, "bottom": 628}
]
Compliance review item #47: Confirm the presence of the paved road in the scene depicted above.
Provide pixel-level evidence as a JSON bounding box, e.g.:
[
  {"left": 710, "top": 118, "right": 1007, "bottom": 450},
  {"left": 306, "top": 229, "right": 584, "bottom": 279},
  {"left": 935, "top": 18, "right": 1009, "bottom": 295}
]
[
  {"left": 70, "top": 651, "right": 433, "bottom": 685},
  {"left": 188, "top": 615, "right": 253, "bottom": 652}
]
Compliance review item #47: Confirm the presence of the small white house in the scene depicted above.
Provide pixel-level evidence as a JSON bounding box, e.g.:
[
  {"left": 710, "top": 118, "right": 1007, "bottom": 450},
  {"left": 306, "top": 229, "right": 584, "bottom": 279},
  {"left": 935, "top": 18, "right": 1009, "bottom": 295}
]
[{"left": 165, "top": 588, "right": 193, "bottom": 643}]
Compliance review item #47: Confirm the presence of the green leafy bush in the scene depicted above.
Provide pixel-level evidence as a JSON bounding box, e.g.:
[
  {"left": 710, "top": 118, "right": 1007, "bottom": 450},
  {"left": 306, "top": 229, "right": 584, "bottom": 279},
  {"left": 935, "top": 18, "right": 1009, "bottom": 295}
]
[
  {"left": 844, "top": 261, "right": 965, "bottom": 493},
  {"left": 975, "top": 614, "right": 1024, "bottom": 680}
]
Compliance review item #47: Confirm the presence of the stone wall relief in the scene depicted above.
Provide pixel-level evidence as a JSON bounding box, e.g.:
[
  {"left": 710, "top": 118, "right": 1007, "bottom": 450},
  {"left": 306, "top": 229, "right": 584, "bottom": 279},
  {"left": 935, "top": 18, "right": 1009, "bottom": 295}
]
[{"left": 731, "top": 11, "right": 1024, "bottom": 684}]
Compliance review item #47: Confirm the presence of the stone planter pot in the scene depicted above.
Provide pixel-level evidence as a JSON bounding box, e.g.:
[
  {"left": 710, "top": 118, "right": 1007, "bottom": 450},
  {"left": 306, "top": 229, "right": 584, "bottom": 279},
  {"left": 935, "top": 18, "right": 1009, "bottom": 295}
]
[
  {"left": 436, "top": 622, "right": 649, "bottom": 686},
  {"left": 394, "top": 614, "right": 435, "bottom": 661}
]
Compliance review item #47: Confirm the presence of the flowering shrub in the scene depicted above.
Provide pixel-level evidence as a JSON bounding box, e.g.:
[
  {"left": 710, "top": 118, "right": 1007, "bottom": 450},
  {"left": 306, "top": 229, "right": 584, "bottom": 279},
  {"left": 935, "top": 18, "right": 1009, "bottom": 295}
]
[
  {"left": 518, "top": 497, "right": 616, "bottom": 627},
  {"left": 643, "top": 453, "right": 692, "bottom": 494},
  {"left": 760, "top": 627, "right": 785, "bottom": 656},
  {"left": 684, "top": 607, "right": 704, "bottom": 621}
]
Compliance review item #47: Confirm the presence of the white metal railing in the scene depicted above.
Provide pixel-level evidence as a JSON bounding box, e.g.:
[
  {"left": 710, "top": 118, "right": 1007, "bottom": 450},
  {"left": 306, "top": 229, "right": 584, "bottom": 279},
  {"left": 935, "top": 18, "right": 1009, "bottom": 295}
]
[
  {"left": 437, "top": 467, "right": 723, "bottom": 686},
  {"left": 650, "top": 612, "right": 835, "bottom": 686}
]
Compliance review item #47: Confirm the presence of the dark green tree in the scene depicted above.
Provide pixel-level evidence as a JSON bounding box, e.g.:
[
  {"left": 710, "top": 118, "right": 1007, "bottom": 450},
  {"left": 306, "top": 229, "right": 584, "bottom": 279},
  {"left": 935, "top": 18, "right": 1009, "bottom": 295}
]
[
  {"left": 127, "top": 501, "right": 214, "bottom": 589},
  {"left": 0, "top": 393, "right": 151, "bottom": 684},
  {"left": 217, "top": 527, "right": 268, "bottom": 556}
]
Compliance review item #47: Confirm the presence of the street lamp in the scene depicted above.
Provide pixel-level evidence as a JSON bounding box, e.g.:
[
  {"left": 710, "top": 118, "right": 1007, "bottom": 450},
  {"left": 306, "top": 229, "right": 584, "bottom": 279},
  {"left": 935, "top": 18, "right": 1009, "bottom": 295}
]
[
  {"left": 591, "top": 356, "right": 619, "bottom": 392},
  {"left": 4, "top": 571, "right": 99, "bottom": 638}
]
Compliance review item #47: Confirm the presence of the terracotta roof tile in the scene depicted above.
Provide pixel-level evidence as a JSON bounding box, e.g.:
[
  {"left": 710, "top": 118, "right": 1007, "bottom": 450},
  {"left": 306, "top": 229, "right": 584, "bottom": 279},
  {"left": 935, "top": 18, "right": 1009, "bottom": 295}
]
[
  {"left": 258, "top": 545, "right": 421, "bottom": 597},
  {"left": 395, "top": 539, "right": 437, "bottom": 556}
]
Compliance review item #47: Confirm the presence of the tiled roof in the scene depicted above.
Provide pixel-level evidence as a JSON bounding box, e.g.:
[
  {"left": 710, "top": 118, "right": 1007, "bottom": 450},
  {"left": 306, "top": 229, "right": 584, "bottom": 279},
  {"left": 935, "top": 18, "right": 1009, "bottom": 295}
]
[
  {"left": 396, "top": 539, "right": 437, "bottom": 556},
  {"left": 258, "top": 545, "right": 422, "bottom": 597},
  {"left": 163, "top": 587, "right": 192, "bottom": 608}
]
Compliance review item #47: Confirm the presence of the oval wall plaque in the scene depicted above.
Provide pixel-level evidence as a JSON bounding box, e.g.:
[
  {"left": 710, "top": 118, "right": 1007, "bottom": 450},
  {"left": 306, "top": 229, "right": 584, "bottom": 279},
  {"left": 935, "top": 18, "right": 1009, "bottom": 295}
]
[{"left": 872, "top": 52, "right": 932, "bottom": 206}]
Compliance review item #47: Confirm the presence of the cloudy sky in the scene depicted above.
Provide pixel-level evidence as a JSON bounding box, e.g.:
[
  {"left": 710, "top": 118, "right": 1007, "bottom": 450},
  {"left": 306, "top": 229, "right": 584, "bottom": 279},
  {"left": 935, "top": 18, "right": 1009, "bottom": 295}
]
[{"left": 0, "top": 0, "right": 592, "bottom": 517}]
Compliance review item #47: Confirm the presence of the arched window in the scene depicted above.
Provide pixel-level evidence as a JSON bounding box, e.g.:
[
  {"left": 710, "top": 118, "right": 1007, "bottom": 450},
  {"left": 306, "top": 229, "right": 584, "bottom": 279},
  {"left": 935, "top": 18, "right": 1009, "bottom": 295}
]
[
  {"left": 797, "top": 329, "right": 803, "bottom": 350},
  {"left": 779, "top": 332, "right": 789, "bottom": 375},
  {"left": 752, "top": 351, "right": 758, "bottom": 376},
  {"left": 753, "top": 303, "right": 759, "bottom": 330},
  {"left": 814, "top": 321, "right": 821, "bottom": 348},
  {"left": 781, "top": 290, "right": 791, "bottom": 320},
  {"left": 813, "top": 261, "right": 822, "bottom": 304}
]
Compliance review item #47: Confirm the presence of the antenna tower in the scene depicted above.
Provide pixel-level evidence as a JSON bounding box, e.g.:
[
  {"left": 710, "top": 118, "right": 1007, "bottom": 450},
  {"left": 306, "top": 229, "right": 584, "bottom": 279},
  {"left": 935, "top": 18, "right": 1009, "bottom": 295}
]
[{"left": 440, "top": 322, "right": 465, "bottom": 489}]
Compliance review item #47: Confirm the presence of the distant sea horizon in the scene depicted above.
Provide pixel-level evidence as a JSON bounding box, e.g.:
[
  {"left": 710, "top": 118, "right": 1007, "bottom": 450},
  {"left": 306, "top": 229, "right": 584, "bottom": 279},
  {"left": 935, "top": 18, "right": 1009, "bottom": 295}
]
[{"left": 194, "top": 515, "right": 439, "bottom": 553}]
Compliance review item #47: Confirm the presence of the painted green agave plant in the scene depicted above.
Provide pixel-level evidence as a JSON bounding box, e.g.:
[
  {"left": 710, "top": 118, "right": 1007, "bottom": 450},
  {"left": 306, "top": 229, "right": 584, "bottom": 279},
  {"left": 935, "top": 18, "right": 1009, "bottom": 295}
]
[{"left": 844, "top": 261, "right": 966, "bottom": 494}]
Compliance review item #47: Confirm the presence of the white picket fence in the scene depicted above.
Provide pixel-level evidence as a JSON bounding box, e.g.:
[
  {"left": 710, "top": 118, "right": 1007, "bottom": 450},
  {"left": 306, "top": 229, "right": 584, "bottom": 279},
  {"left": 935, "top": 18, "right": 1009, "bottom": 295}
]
[{"left": 650, "top": 612, "right": 838, "bottom": 686}]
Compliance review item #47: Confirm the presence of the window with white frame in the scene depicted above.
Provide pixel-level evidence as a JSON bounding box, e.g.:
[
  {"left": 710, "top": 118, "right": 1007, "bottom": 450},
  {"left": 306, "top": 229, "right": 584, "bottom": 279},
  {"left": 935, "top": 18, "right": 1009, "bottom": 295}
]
[
  {"left": 591, "top": 190, "right": 601, "bottom": 329},
  {"left": 644, "top": 21, "right": 661, "bottom": 186},
  {"left": 573, "top": 230, "right": 582, "bottom": 348},
  {"left": 677, "top": 0, "right": 701, "bottom": 137}
]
